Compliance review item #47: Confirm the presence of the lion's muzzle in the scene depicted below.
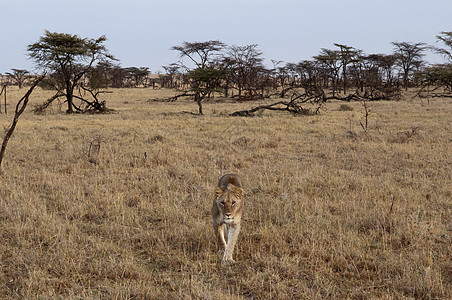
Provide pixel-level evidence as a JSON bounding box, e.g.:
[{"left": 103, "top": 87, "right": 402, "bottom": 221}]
[{"left": 223, "top": 215, "right": 234, "bottom": 224}]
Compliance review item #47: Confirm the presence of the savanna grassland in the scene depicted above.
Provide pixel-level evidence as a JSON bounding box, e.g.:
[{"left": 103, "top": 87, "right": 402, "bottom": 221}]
[{"left": 0, "top": 86, "right": 451, "bottom": 299}]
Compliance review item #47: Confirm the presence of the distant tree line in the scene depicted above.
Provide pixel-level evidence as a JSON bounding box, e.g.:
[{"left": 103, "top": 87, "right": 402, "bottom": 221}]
[
  {"left": 87, "top": 63, "right": 151, "bottom": 89},
  {"left": 1, "top": 31, "right": 451, "bottom": 114},
  {"left": 159, "top": 32, "right": 452, "bottom": 114}
]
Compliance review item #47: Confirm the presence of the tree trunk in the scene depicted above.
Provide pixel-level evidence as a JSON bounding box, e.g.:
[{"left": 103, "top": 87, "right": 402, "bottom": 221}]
[
  {"left": 332, "top": 77, "right": 336, "bottom": 97},
  {"left": 224, "top": 80, "right": 229, "bottom": 97},
  {"left": 343, "top": 66, "right": 347, "bottom": 94},
  {"left": 66, "top": 81, "right": 74, "bottom": 113},
  {"left": 195, "top": 93, "right": 203, "bottom": 115}
]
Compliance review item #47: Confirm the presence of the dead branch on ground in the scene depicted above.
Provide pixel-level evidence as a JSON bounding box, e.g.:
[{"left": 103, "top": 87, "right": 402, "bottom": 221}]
[
  {"left": 152, "top": 91, "right": 196, "bottom": 102},
  {"left": 76, "top": 86, "right": 114, "bottom": 113},
  {"left": 327, "top": 86, "right": 402, "bottom": 101},
  {"left": 415, "top": 84, "right": 452, "bottom": 99},
  {"left": 230, "top": 87, "right": 326, "bottom": 117},
  {"left": 32, "top": 91, "right": 65, "bottom": 114},
  {"left": 33, "top": 85, "right": 115, "bottom": 114}
]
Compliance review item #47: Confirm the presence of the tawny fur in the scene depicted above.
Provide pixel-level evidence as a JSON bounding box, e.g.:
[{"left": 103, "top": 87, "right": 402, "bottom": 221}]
[{"left": 211, "top": 174, "right": 244, "bottom": 264}]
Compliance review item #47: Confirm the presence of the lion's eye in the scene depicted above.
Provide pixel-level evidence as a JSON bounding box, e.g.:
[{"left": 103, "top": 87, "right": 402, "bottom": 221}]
[
  {"left": 220, "top": 201, "right": 225, "bottom": 206},
  {"left": 232, "top": 201, "right": 236, "bottom": 206}
]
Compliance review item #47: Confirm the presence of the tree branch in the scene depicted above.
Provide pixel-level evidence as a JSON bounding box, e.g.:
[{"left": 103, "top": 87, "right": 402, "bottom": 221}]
[{"left": 0, "top": 75, "right": 45, "bottom": 170}]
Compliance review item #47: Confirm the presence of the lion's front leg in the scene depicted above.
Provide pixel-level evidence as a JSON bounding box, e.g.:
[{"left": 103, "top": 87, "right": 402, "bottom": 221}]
[
  {"left": 214, "top": 223, "right": 227, "bottom": 251},
  {"left": 223, "top": 223, "right": 241, "bottom": 264}
]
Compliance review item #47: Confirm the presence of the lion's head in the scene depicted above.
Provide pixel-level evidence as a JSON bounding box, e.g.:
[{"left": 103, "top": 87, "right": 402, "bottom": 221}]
[{"left": 215, "top": 183, "right": 244, "bottom": 224}]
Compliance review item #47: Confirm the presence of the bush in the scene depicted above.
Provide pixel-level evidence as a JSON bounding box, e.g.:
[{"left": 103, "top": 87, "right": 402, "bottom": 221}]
[{"left": 339, "top": 104, "right": 354, "bottom": 111}]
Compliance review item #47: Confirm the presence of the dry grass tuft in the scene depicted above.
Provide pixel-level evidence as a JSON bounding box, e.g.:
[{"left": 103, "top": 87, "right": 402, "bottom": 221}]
[
  {"left": 338, "top": 104, "right": 354, "bottom": 111},
  {"left": 0, "top": 87, "right": 451, "bottom": 299}
]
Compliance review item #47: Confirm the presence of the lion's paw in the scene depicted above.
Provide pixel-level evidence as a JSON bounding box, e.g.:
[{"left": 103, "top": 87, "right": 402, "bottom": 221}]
[{"left": 222, "top": 258, "right": 236, "bottom": 265}]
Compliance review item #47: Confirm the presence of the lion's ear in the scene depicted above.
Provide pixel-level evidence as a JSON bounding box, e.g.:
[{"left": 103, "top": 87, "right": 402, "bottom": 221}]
[
  {"left": 215, "top": 188, "right": 223, "bottom": 198},
  {"left": 234, "top": 187, "right": 244, "bottom": 199}
]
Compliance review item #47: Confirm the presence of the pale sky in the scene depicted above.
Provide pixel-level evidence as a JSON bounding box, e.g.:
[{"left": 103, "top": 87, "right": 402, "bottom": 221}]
[{"left": 1, "top": 0, "right": 451, "bottom": 74}]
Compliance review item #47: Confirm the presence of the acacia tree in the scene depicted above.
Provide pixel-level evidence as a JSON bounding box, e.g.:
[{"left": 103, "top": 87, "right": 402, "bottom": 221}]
[
  {"left": 172, "top": 40, "right": 225, "bottom": 69},
  {"left": 392, "top": 42, "right": 426, "bottom": 90},
  {"left": 294, "top": 60, "right": 319, "bottom": 86},
  {"left": 416, "top": 64, "right": 452, "bottom": 97},
  {"left": 369, "top": 54, "right": 397, "bottom": 85},
  {"left": 87, "top": 61, "right": 115, "bottom": 89},
  {"left": 124, "top": 67, "right": 150, "bottom": 87},
  {"left": 27, "top": 31, "right": 115, "bottom": 113},
  {"left": 334, "top": 44, "right": 361, "bottom": 94},
  {"left": 314, "top": 49, "right": 342, "bottom": 96},
  {"left": 171, "top": 40, "right": 226, "bottom": 114},
  {"left": 416, "top": 32, "right": 452, "bottom": 97},
  {"left": 433, "top": 31, "right": 452, "bottom": 62},
  {"left": 109, "top": 64, "right": 129, "bottom": 88},
  {"left": 187, "top": 66, "right": 228, "bottom": 114},
  {"left": 162, "top": 64, "right": 181, "bottom": 88},
  {"left": 6, "top": 69, "right": 29, "bottom": 89}
]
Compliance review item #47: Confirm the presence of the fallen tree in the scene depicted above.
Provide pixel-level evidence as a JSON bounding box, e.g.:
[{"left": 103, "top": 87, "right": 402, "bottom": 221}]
[
  {"left": 153, "top": 91, "right": 196, "bottom": 102},
  {"left": 332, "top": 86, "right": 402, "bottom": 101},
  {"left": 230, "top": 86, "right": 326, "bottom": 116},
  {"left": 229, "top": 82, "right": 403, "bottom": 117}
]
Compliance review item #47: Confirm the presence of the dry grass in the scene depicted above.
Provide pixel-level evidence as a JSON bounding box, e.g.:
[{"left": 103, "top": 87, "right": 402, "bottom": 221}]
[{"left": 0, "top": 86, "right": 451, "bottom": 299}]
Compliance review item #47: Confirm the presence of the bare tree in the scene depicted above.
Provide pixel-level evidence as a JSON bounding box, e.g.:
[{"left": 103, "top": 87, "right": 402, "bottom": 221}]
[
  {"left": 226, "top": 44, "right": 265, "bottom": 99},
  {"left": 359, "top": 101, "right": 371, "bottom": 132}
]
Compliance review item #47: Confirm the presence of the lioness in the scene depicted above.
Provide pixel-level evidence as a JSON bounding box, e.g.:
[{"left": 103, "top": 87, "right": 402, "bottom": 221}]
[{"left": 211, "top": 174, "right": 244, "bottom": 264}]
